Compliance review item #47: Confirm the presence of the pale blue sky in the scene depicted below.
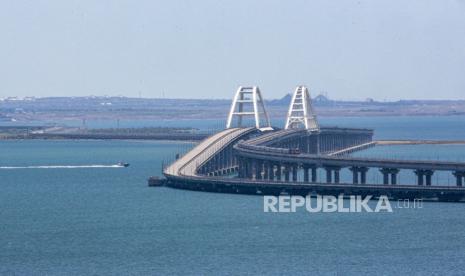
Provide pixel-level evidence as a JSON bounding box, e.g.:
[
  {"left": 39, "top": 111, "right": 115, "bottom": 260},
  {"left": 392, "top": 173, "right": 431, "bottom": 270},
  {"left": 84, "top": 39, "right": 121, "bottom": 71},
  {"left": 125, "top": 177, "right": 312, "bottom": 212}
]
[{"left": 1, "top": 0, "right": 464, "bottom": 100}]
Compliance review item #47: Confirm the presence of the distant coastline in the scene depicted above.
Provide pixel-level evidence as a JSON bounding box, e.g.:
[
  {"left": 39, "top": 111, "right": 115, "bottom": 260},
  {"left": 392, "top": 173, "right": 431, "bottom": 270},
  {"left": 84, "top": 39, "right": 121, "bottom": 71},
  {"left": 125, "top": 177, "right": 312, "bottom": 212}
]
[
  {"left": 1, "top": 95, "right": 465, "bottom": 125},
  {"left": 0, "top": 126, "right": 208, "bottom": 141}
]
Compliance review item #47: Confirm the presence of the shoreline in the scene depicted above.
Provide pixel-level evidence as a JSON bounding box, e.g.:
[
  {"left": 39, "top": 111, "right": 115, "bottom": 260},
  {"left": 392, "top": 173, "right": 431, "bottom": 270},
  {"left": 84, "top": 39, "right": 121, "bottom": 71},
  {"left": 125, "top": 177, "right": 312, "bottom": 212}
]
[
  {"left": 3, "top": 135, "right": 465, "bottom": 145},
  {"left": 376, "top": 140, "right": 465, "bottom": 145}
]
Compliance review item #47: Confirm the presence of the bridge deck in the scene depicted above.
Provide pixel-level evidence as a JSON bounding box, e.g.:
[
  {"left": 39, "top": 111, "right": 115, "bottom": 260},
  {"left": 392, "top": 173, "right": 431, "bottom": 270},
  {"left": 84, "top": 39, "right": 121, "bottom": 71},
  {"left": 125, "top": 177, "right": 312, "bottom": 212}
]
[
  {"left": 243, "top": 129, "right": 300, "bottom": 146},
  {"left": 326, "top": 141, "right": 376, "bottom": 156},
  {"left": 164, "top": 127, "right": 254, "bottom": 177},
  {"left": 235, "top": 143, "right": 465, "bottom": 171},
  {"left": 160, "top": 127, "right": 465, "bottom": 201}
]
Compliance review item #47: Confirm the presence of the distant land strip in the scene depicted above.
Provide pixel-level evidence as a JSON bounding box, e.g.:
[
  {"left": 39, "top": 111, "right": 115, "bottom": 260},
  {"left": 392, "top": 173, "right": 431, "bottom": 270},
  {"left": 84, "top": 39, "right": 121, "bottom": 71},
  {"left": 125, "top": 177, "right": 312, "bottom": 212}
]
[
  {"left": 376, "top": 140, "right": 465, "bottom": 145},
  {"left": 22, "top": 132, "right": 209, "bottom": 141},
  {"left": 0, "top": 126, "right": 209, "bottom": 141}
]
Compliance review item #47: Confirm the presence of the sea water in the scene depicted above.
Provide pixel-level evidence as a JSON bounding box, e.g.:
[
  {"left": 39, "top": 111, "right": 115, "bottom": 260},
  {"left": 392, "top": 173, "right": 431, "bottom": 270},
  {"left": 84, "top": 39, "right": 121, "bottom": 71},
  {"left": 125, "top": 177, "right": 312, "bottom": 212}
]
[{"left": 1, "top": 116, "right": 465, "bottom": 275}]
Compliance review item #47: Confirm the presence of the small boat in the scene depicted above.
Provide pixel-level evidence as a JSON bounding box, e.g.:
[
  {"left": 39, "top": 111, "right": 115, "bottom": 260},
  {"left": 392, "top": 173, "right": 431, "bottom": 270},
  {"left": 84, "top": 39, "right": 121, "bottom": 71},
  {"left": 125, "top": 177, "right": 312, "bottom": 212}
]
[{"left": 117, "top": 162, "right": 130, "bottom": 167}]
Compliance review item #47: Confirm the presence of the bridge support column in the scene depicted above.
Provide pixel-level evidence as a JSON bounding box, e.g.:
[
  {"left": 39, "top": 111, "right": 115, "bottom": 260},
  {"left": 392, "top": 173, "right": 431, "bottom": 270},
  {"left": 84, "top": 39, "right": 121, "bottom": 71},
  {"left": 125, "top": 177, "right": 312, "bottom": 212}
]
[
  {"left": 414, "top": 169, "right": 434, "bottom": 186},
  {"left": 360, "top": 167, "right": 368, "bottom": 184},
  {"left": 424, "top": 170, "right": 434, "bottom": 186},
  {"left": 390, "top": 173, "right": 396, "bottom": 185},
  {"left": 255, "top": 160, "right": 263, "bottom": 180},
  {"left": 251, "top": 160, "right": 256, "bottom": 180},
  {"left": 276, "top": 163, "right": 282, "bottom": 181},
  {"left": 380, "top": 168, "right": 399, "bottom": 185},
  {"left": 418, "top": 171, "right": 424, "bottom": 185},
  {"left": 267, "top": 163, "right": 273, "bottom": 180},
  {"left": 264, "top": 162, "right": 270, "bottom": 180},
  {"left": 350, "top": 167, "right": 368, "bottom": 184},
  {"left": 325, "top": 167, "right": 332, "bottom": 183},
  {"left": 263, "top": 162, "right": 269, "bottom": 180},
  {"left": 292, "top": 165, "right": 298, "bottom": 182},
  {"left": 238, "top": 165, "right": 243, "bottom": 178},
  {"left": 311, "top": 167, "right": 317, "bottom": 182},
  {"left": 350, "top": 167, "right": 359, "bottom": 184},
  {"left": 454, "top": 171, "right": 465, "bottom": 186},
  {"left": 269, "top": 163, "right": 275, "bottom": 181},
  {"left": 240, "top": 158, "right": 246, "bottom": 178},
  {"left": 271, "top": 163, "right": 276, "bottom": 180},
  {"left": 303, "top": 165, "right": 310, "bottom": 182},
  {"left": 237, "top": 157, "right": 244, "bottom": 178},
  {"left": 380, "top": 168, "right": 389, "bottom": 185},
  {"left": 219, "top": 151, "right": 224, "bottom": 174},
  {"left": 246, "top": 159, "right": 253, "bottom": 179},
  {"left": 284, "top": 164, "right": 291, "bottom": 182},
  {"left": 390, "top": 169, "right": 399, "bottom": 185},
  {"left": 334, "top": 168, "right": 340, "bottom": 183},
  {"left": 324, "top": 166, "right": 340, "bottom": 184},
  {"left": 303, "top": 165, "right": 317, "bottom": 183}
]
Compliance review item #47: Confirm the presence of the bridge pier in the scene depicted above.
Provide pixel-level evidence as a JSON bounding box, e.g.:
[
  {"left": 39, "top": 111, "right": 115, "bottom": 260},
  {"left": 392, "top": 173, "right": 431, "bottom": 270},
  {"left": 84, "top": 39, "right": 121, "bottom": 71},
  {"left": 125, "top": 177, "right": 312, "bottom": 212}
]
[
  {"left": 255, "top": 160, "right": 263, "bottom": 180},
  {"left": 415, "top": 170, "right": 424, "bottom": 185},
  {"left": 302, "top": 165, "right": 317, "bottom": 183},
  {"left": 263, "top": 162, "right": 270, "bottom": 180},
  {"left": 303, "top": 165, "right": 310, "bottom": 182},
  {"left": 350, "top": 166, "right": 368, "bottom": 184},
  {"left": 382, "top": 169, "right": 389, "bottom": 185},
  {"left": 453, "top": 171, "right": 465, "bottom": 186},
  {"left": 324, "top": 166, "right": 340, "bottom": 184},
  {"left": 380, "top": 168, "right": 399, "bottom": 185},
  {"left": 275, "top": 163, "right": 282, "bottom": 181},
  {"left": 270, "top": 163, "right": 275, "bottom": 180},
  {"left": 292, "top": 165, "right": 298, "bottom": 182},
  {"left": 360, "top": 167, "right": 368, "bottom": 184},
  {"left": 252, "top": 161, "right": 257, "bottom": 180},
  {"left": 284, "top": 164, "right": 291, "bottom": 182},
  {"left": 390, "top": 170, "right": 397, "bottom": 185},
  {"left": 415, "top": 169, "right": 434, "bottom": 186},
  {"left": 269, "top": 163, "right": 276, "bottom": 181},
  {"left": 246, "top": 159, "right": 253, "bottom": 179},
  {"left": 425, "top": 170, "right": 433, "bottom": 186},
  {"left": 268, "top": 162, "right": 274, "bottom": 181},
  {"left": 351, "top": 167, "right": 358, "bottom": 184},
  {"left": 239, "top": 157, "right": 247, "bottom": 178},
  {"left": 326, "top": 168, "right": 332, "bottom": 183}
]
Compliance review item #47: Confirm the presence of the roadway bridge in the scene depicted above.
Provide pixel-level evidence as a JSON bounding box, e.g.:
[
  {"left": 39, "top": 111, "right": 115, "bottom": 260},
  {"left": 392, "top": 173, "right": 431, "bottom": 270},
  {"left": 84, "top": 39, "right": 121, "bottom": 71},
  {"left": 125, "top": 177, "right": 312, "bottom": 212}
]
[
  {"left": 164, "top": 127, "right": 256, "bottom": 177},
  {"left": 239, "top": 127, "right": 374, "bottom": 155},
  {"left": 160, "top": 85, "right": 465, "bottom": 202},
  {"left": 162, "top": 126, "right": 465, "bottom": 201},
  {"left": 234, "top": 137, "right": 465, "bottom": 186}
]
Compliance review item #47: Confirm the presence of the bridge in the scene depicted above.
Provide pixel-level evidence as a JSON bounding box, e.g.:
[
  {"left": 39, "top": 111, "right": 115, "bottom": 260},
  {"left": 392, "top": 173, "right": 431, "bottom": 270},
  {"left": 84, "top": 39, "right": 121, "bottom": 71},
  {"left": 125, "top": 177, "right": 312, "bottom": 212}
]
[
  {"left": 160, "top": 85, "right": 465, "bottom": 202},
  {"left": 164, "top": 127, "right": 256, "bottom": 177}
]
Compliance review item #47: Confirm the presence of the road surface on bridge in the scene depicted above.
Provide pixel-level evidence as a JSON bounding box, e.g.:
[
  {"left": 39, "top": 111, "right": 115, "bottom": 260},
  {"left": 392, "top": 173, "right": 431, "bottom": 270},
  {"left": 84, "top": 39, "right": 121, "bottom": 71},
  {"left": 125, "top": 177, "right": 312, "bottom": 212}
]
[{"left": 164, "top": 127, "right": 254, "bottom": 177}]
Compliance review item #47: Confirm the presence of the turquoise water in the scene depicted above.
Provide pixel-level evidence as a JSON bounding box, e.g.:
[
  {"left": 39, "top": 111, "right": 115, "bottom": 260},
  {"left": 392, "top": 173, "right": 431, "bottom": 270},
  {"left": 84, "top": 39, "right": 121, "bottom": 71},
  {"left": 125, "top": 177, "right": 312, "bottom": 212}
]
[{"left": 2, "top": 116, "right": 465, "bottom": 275}]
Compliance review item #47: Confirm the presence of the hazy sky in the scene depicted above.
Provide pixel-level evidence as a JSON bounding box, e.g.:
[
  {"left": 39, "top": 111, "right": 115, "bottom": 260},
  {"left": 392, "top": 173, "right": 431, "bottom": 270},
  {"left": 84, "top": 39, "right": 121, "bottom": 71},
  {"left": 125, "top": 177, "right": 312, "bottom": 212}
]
[{"left": 1, "top": 0, "right": 464, "bottom": 100}]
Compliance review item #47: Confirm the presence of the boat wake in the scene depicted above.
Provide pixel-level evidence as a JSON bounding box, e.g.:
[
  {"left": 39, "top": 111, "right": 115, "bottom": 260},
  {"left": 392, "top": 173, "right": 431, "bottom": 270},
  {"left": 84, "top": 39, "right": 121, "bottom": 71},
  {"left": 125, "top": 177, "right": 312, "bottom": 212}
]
[{"left": 0, "top": 164, "right": 124, "bottom": 169}]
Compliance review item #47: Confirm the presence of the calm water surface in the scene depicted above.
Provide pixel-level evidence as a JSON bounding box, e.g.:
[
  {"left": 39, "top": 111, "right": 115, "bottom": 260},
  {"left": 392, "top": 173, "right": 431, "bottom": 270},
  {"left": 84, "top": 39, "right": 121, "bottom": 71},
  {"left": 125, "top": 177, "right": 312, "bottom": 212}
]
[{"left": 2, "top": 116, "right": 465, "bottom": 275}]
